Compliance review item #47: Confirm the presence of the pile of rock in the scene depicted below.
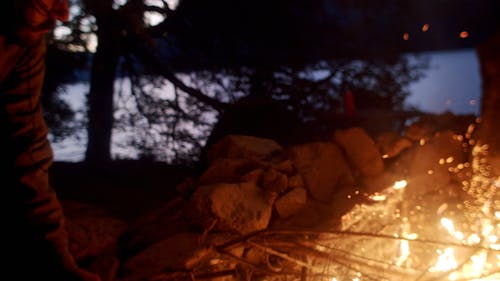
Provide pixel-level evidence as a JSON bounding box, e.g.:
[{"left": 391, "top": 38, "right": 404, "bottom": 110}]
[
  {"left": 69, "top": 113, "right": 478, "bottom": 281},
  {"left": 117, "top": 113, "right": 477, "bottom": 281}
]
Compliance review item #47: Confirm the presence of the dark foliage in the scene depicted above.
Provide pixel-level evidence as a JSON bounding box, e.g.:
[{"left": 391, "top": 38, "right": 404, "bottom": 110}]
[{"left": 42, "top": 0, "right": 498, "bottom": 164}]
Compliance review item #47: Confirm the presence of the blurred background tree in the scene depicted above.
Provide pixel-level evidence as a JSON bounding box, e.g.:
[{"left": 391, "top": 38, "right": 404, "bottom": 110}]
[{"left": 41, "top": 0, "right": 498, "bottom": 165}]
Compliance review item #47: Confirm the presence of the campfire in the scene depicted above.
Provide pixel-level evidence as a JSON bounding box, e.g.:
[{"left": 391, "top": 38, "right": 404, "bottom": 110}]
[{"left": 333, "top": 143, "right": 499, "bottom": 281}]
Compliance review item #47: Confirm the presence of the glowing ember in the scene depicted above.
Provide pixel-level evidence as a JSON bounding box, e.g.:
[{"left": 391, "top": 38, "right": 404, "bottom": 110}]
[
  {"left": 437, "top": 203, "right": 448, "bottom": 215},
  {"left": 429, "top": 248, "right": 458, "bottom": 272},
  {"left": 441, "top": 218, "right": 455, "bottom": 232},
  {"left": 441, "top": 218, "right": 465, "bottom": 240},
  {"left": 369, "top": 193, "right": 387, "bottom": 202},
  {"left": 393, "top": 180, "right": 407, "bottom": 190},
  {"left": 460, "top": 31, "right": 469, "bottom": 38},
  {"left": 422, "top": 23, "right": 430, "bottom": 32},
  {"left": 467, "top": 124, "right": 476, "bottom": 134},
  {"left": 396, "top": 223, "right": 411, "bottom": 266}
]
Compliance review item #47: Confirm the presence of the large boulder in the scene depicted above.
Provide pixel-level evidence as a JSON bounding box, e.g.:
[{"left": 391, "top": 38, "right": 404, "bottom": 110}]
[
  {"left": 199, "top": 158, "right": 263, "bottom": 185},
  {"left": 274, "top": 187, "right": 308, "bottom": 219},
  {"left": 271, "top": 198, "right": 338, "bottom": 229},
  {"left": 187, "top": 182, "right": 276, "bottom": 234},
  {"left": 333, "top": 127, "right": 384, "bottom": 177},
  {"left": 207, "top": 135, "right": 284, "bottom": 163},
  {"left": 261, "top": 168, "right": 289, "bottom": 193},
  {"left": 288, "top": 142, "right": 354, "bottom": 203},
  {"left": 375, "top": 131, "right": 413, "bottom": 159}
]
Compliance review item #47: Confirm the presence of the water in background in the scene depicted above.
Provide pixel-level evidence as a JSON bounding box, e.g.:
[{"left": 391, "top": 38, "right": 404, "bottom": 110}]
[{"left": 52, "top": 49, "right": 482, "bottom": 161}]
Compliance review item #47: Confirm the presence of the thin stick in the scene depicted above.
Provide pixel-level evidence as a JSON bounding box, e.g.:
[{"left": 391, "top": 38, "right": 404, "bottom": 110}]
[
  {"left": 246, "top": 241, "right": 314, "bottom": 269},
  {"left": 262, "top": 229, "right": 500, "bottom": 252}
]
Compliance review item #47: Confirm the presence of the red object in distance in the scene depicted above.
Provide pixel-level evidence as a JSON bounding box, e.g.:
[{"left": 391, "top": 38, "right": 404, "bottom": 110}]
[{"left": 343, "top": 91, "right": 356, "bottom": 118}]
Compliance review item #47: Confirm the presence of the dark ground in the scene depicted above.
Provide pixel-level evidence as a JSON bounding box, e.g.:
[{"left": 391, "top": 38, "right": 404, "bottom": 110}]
[{"left": 50, "top": 160, "right": 194, "bottom": 222}]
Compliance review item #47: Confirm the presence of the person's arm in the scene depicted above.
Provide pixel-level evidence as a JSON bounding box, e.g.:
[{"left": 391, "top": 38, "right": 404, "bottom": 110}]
[{"left": 1, "top": 39, "right": 100, "bottom": 281}]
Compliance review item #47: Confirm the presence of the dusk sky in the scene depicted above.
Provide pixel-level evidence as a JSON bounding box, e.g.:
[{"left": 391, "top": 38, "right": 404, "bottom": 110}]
[{"left": 406, "top": 48, "right": 481, "bottom": 115}]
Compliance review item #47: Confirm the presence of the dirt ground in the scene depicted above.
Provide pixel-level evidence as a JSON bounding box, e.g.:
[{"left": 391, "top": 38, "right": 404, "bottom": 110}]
[{"left": 50, "top": 160, "right": 194, "bottom": 222}]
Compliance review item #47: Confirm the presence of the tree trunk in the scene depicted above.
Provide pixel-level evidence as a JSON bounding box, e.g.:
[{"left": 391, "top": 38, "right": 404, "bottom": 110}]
[
  {"left": 477, "top": 30, "right": 500, "bottom": 157},
  {"left": 85, "top": 12, "right": 120, "bottom": 163}
]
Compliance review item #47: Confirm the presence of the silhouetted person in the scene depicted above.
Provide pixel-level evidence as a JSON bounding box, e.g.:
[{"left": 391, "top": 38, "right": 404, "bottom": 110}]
[{"left": 0, "top": 1, "right": 100, "bottom": 280}]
